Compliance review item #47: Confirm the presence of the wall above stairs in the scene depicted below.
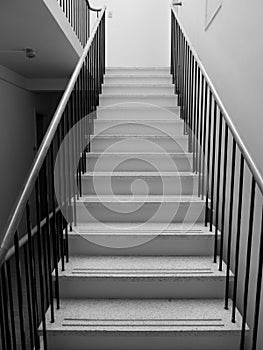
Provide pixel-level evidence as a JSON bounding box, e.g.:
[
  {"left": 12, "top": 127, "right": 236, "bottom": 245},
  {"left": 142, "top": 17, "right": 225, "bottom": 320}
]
[
  {"left": 92, "top": 0, "right": 171, "bottom": 67},
  {"left": 177, "top": 0, "right": 263, "bottom": 177}
]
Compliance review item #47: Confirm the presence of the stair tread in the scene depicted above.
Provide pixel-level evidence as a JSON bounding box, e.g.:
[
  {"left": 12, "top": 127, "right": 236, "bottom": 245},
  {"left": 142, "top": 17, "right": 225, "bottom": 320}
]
[
  {"left": 82, "top": 171, "right": 196, "bottom": 177},
  {"left": 97, "top": 105, "right": 179, "bottom": 110},
  {"left": 42, "top": 299, "right": 242, "bottom": 332},
  {"left": 90, "top": 134, "right": 186, "bottom": 139},
  {"left": 86, "top": 152, "right": 192, "bottom": 156},
  {"left": 71, "top": 222, "right": 213, "bottom": 235},
  {"left": 103, "top": 83, "right": 173, "bottom": 87},
  {"left": 59, "top": 256, "right": 228, "bottom": 278},
  {"left": 100, "top": 93, "right": 175, "bottom": 97},
  {"left": 94, "top": 119, "right": 182, "bottom": 123},
  {"left": 105, "top": 74, "right": 172, "bottom": 78},
  {"left": 77, "top": 195, "right": 204, "bottom": 203},
  {"left": 106, "top": 67, "right": 170, "bottom": 70}
]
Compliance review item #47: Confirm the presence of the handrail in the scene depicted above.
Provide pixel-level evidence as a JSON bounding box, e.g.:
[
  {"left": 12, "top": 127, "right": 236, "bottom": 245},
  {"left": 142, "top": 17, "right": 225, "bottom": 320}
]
[
  {"left": 86, "top": 0, "right": 102, "bottom": 13},
  {"left": 171, "top": 5, "right": 263, "bottom": 195},
  {"left": 0, "top": 6, "right": 106, "bottom": 267}
]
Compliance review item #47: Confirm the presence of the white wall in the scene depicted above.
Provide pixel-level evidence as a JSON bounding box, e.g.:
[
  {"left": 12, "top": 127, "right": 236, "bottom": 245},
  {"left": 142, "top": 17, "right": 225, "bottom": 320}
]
[
  {"left": 0, "top": 70, "right": 61, "bottom": 236},
  {"left": 177, "top": 0, "right": 263, "bottom": 176},
  {"left": 92, "top": 0, "right": 171, "bottom": 67},
  {"left": 175, "top": 2, "right": 263, "bottom": 349}
]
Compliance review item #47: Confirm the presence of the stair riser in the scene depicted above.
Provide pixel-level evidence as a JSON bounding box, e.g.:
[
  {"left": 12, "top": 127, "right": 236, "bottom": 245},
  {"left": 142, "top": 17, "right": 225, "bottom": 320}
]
[
  {"left": 96, "top": 107, "right": 180, "bottom": 120},
  {"left": 102, "top": 86, "right": 174, "bottom": 94},
  {"left": 69, "top": 234, "right": 214, "bottom": 256},
  {"left": 90, "top": 137, "right": 188, "bottom": 153},
  {"left": 44, "top": 333, "right": 240, "bottom": 350},
  {"left": 86, "top": 156, "right": 193, "bottom": 172},
  {"left": 104, "top": 76, "right": 173, "bottom": 84},
  {"left": 75, "top": 202, "right": 205, "bottom": 223},
  {"left": 82, "top": 176, "right": 197, "bottom": 195},
  {"left": 99, "top": 96, "right": 178, "bottom": 107},
  {"left": 58, "top": 278, "right": 227, "bottom": 299},
  {"left": 93, "top": 121, "right": 183, "bottom": 135},
  {"left": 105, "top": 68, "right": 170, "bottom": 75}
]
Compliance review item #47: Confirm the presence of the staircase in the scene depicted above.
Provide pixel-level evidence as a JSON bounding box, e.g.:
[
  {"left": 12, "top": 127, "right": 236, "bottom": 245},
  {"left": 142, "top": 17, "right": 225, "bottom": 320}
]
[{"left": 41, "top": 67, "right": 243, "bottom": 350}]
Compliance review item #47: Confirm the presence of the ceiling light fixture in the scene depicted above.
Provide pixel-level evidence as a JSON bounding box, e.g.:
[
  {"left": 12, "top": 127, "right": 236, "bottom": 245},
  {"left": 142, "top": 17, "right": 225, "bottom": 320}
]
[{"left": 0, "top": 48, "right": 36, "bottom": 59}]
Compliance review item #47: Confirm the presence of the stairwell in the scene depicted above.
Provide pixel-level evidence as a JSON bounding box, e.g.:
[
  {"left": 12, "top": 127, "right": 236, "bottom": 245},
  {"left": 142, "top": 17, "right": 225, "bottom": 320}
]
[{"left": 41, "top": 67, "right": 243, "bottom": 350}]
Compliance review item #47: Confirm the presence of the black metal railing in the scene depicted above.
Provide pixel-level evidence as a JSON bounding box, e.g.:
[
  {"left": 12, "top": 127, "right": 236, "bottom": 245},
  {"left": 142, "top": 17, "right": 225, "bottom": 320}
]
[
  {"left": 171, "top": 6, "right": 263, "bottom": 350},
  {"left": 0, "top": 7, "right": 105, "bottom": 350},
  {"left": 57, "top": 0, "right": 102, "bottom": 46}
]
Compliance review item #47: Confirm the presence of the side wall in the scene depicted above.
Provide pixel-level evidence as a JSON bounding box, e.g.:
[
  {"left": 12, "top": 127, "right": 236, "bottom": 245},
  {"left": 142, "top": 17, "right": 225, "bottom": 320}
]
[
  {"left": 175, "top": 1, "right": 263, "bottom": 349},
  {"left": 92, "top": 0, "right": 171, "bottom": 67},
  {"left": 177, "top": 0, "right": 263, "bottom": 176},
  {"left": 0, "top": 70, "right": 61, "bottom": 236}
]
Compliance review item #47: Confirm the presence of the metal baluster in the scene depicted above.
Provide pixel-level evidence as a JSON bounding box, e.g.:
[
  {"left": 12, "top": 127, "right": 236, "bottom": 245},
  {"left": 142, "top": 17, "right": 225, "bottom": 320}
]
[
  {"left": 44, "top": 158, "right": 55, "bottom": 320},
  {"left": 50, "top": 146, "right": 60, "bottom": 309},
  {"left": 35, "top": 179, "right": 48, "bottom": 350},
  {"left": 232, "top": 155, "right": 244, "bottom": 323},
  {"left": 23, "top": 245, "right": 34, "bottom": 349},
  {"left": 192, "top": 61, "right": 198, "bottom": 172},
  {"left": 198, "top": 75, "right": 205, "bottom": 197},
  {"left": 214, "top": 112, "right": 223, "bottom": 262},
  {"left": 210, "top": 101, "right": 218, "bottom": 232},
  {"left": 225, "top": 139, "right": 236, "bottom": 309},
  {"left": 14, "top": 231, "right": 27, "bottom": 350},
  {"left": 6, "top": 260, "right": 17, "bottom": 350},
  {"left": 1, "top": 264, "right": 12, "bottom": 349},
  {"left": 219, "top": 125, "right": 229, "bottom": 271},
  {"left": 201, "top": 82, "right": 208, "bottom": 199},
  {"left": 194, "top": 67, "right": 201, "bottom": 174},
  {"left": 0, "top": 277, "right": 6, "bottom": 350},
  {"left": 26, "top": 203, "right": 40, "bottom": 349},
  {"left": 205, "top": 91, "right": 213, "bottom": 226},
  {"left": 251, "top": 206, "right": 263, "bottom": 350},
  {"left": 240, "top": 177, "right": 256, "bottom": 350},
  {"left": 188, "top": 53, "right": 194, "bottom": 152}
]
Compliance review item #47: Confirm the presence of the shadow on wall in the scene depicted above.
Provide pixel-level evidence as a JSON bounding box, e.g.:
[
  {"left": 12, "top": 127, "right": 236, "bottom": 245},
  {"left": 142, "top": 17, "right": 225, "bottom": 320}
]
[{"left": 0, "top": 81, "right": 62, "bottom": 237}]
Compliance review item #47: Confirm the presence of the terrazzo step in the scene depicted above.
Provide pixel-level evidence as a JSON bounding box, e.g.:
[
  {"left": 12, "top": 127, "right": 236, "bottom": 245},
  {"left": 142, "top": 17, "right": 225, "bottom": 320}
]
[
  {"left": 102, "top": 83, "right": 174, "bottom": 94},
  {"left": 86, "top": 153, "right": 193, "bottom": 172},
  {"left": 57, "top": 256, "right": 230, "bottom": 299},
  {"left": 90, "top": 135, "right": 188, "bottom": 153},
  {"left": 99, "top": 94, "right": 178, "bottom": 107},
  {"left": 105, "top": 67, "right": 171, "bottom": 75},
  {"left": 93, "top": 120, "right": 184, "bottom": 135},
  {"left": 96, "top": 105, "right": 180, "bottom": 120},
  {"left": 75, "top": 195, "right": 205, "bottom": 223},
  {"left": 68, "top": 223, "right": 216, "bottom": 256},
  {"left": 104, "top": 75, "right": 173, "bottom": 84},
  {"left": 41, "top": 299, "right": 242, "bottom": 350},
  {"left": 82, "top": 172, "right": 198, "bottom": 195}
]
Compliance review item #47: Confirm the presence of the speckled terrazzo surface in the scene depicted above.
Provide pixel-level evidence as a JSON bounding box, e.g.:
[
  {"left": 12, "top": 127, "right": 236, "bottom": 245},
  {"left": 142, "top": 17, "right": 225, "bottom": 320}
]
[{"left": 42, "top": 299, "right": 242, "bottom": 333}]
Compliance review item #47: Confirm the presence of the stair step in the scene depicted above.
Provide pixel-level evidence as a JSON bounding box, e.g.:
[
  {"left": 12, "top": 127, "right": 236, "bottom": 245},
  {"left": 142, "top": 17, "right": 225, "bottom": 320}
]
[
  {"left": 86, "top": 152, "right": 193, "bottom": 172},
  {"left": 99, "top": 94, "right": 178, "bottom": 107},
  {"left": 82, "top": 172, "right": 198, "bottom": 195},
  {"left": 96, "top": 105, "right": 180, "bottom": 120},
  {"left": 75, "top": 195, "right": 205, "bottom": 224},
  {"left": 102, "top": 83, "right": 174, "bottom": 94},
  {"left": 104, "top": 74, "right": 173, "bottom": 84},
  {"left": 41, "top": 299, "right": 242, "bottom": 350},
  {"left": 105, "top": 67, "right": 171, "bottom": 75},
  {"left": 90, "top": 135, "right": 188, "bottom": 153},
  {"left": 68, "top": 223, "right": 216, "bottom": 256},
  {"left": 58, "top": 256, "right": 230, "bottom": 299},
  {"left": 93, "top": 119, "right": 184, "bottom": 135}
]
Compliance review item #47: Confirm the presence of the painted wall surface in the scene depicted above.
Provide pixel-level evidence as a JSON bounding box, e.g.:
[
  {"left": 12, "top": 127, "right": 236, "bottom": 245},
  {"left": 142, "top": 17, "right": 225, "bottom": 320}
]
[
  {"left": 177, "top": 0, "right": 263, "bottom": 176},
  {"left": 175, "top": 1, "right": 263, "bottom": 349},
  {"left": 0, "top": 76, "right": 61, "bottom": 236},
  {"left": 92, "top": 0, "right": 171, "bottom": 67}
]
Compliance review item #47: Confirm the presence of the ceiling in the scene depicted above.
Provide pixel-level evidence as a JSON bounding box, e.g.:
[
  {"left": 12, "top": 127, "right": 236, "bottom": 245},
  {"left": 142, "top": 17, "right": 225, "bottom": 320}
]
[{"left": 0, "top": 0, "right": 82, "bottom": 79}]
